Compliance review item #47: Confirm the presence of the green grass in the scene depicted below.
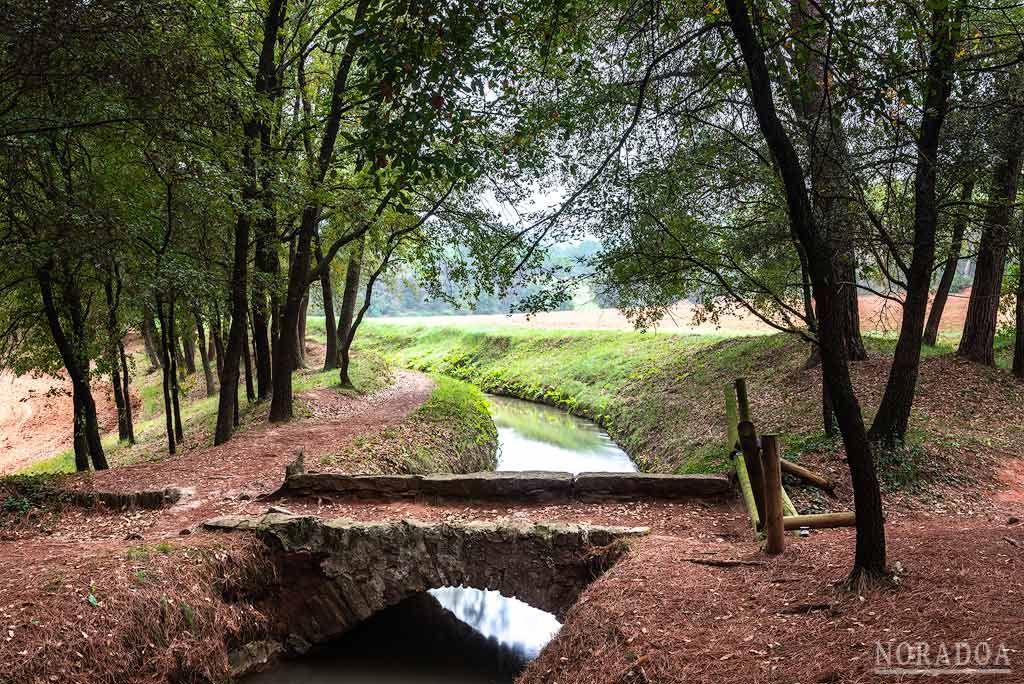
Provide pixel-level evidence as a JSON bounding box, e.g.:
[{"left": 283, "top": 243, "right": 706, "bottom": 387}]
[
  {"left": 324, "top": 374, "right": 497, "bottom": 474},
  {"left": 352, "top": 323, "right": 785, "bottom": 473}
]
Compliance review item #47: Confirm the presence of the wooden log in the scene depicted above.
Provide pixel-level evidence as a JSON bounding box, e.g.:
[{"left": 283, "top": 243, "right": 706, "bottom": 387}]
[
  {"left": 781, "top": 485, "right": 798, "bottom": 518},
  {"left": 782, "top": 511, "right": 857, "bottom": 530},
  {"left": 738, "top": 420, "right": 766, "bottom": 526},
  {"left": 733, "top": 451, "right": 761, "bottom": 534},
  {"left": 760, "top": 435, "right": 784, "bottom": 555},
  {"left": 780, "top": 459, "right": 835, "bottom": 493}
]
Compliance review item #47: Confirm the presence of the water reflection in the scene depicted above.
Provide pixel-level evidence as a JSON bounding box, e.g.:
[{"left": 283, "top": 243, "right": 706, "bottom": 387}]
[
  {"left": 429, "top": 587, "right": 560, "bottom": 659},
  {"left": 488, "top": 395, "right": 637, "bottom": 473},
  {"left": 246, "top": 590, "right": 557, "bottom": 684}
]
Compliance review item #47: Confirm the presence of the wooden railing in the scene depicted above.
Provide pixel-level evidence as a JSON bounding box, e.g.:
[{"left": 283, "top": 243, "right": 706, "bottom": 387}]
[{"left": 725, "top": 378, "right": 853, "bottom": 553}]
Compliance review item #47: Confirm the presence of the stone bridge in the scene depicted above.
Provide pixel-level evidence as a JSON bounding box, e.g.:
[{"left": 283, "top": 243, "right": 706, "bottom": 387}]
[{"left": 204, "top": 513, "right": 647, "bottom": 668}]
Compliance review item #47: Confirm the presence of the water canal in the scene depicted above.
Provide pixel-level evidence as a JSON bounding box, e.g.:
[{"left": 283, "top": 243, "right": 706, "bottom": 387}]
[{"left": 249, "top": 395, "right": 635, "bottom": 683}]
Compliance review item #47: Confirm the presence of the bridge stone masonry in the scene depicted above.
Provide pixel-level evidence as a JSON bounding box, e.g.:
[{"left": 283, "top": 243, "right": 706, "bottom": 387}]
[
  {"left": 280, "top": 455, "right": 733, "bottom": 501},
  {"left": 203, "top": 513, "right": 648, "bottom": 672}
]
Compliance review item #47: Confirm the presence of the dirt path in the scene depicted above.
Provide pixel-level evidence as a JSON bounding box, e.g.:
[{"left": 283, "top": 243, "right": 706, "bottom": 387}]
[
  {"left": 0, "top": 372, "right": 119, "bottom": 474},
  {"left": 63, "top": 370, "right": 435, "bottom": 536}
]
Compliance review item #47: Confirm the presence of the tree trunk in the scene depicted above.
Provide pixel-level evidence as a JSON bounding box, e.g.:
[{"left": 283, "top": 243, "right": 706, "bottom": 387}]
[
  {"left": 72, "top": 392, "right": 89, "bottom": 472},
  {"left": 867, "top": 6, "right": 960, "bottom": 445},
  {"left": 318, "top": 243, "right": 339, "bottom": 371},
  {"left": 37, "top": 264, "right": 108, "bottom": 470},
  {"left": 195, "top": 314, "right": 216, "bottom": 397},
  {"left": 181, "top": 327, "right": 197, "bottom": 375},
  {"left": 243, "top": 320, "right": 256, "bottom": 403},
  {"left": 173, "top": 332, "right": 186, "bottom": 381},
  {"left": 155, "top": 297, "right": 176, "bottom": 454},
  {"left": 142, "top": 311, "right": 161, "bottom": 371},
  {"left": 167, "top": 297, "right": 184, "bottom": 442},
  {"left": 337, "top": 240, "right": 364, "bottom": 374},
  {"left": 211, "top": 309, "right": 225, "bottom": 384},
  {"left": 924, "top": 181, "right": 975, "bottom": 346},
  {"left": 268, "top": 0, "right": 370, "bottom": 422},
  {"left": 214, "top": 197, "right": 251, "bottom": 444},
  {"left": 103, "top": 278, "right": 130, "bottom": 442},
  {"left": 958, "top": 96, "right": 1024, "bottom": 364},
  {"left": 295, "top": 293, "right": 308, "bottom": 368},
  {"left": 118, "top": 339, "right": 135, "bottom": 443},
  {"left": 788, "top": 0, "right": 865, "bottom": 361},
  {"left": 726, "top": 0, "right": 892, "bottom": 580},
  {"left": 252, "top": 230, "right": 276, "bottom": 400}
]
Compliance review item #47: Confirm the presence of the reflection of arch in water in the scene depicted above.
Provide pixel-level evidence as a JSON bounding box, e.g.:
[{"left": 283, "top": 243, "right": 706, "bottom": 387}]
[
  {"left": 430, "top": 586, "right": 560, "bottom": 658},
  {"left": 206, "top": 514, "right": 645, "bottom": 657}
]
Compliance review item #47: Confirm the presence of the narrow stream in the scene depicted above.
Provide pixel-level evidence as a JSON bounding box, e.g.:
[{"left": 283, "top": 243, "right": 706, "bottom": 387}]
[
  {"left": 249, "top": 394, "right": 634, "bottom": 683},
  {"left": 488, "top": 395, "right": 637, "bottom": 473}
]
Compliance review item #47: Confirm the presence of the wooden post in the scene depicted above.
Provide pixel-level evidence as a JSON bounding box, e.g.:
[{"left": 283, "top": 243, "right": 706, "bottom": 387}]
[
  {"left": 738, "top": 420, "right": 766, "bottom": 525},
  {"left": 735, "top": 377, "right": 751, "bottom": 422},
  {"left": 725, "top": 386, "right": 740, "bottom": 450},
  {"left": 761, "top": 435, "right": 784, "bottom": 555},
  {"left": 727, "top": 386, "right": 759, "bottom": 533}
]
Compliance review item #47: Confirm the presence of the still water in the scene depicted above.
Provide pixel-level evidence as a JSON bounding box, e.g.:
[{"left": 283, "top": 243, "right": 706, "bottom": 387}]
[
  {"left": 488, "top": 394, "right": 637, "bottom": 473},
  {"left": 249, "top": 395, "right": 634, "bottom": 683}
]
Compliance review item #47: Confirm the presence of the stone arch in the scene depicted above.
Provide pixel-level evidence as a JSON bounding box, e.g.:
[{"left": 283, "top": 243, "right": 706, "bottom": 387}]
[{"left": 205, "top": 513, "right": 647, "bottom": 653}]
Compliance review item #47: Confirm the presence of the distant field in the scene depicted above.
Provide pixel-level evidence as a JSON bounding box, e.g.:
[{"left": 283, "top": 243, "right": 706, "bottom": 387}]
[{"left": 367, "top": 291, "right": 972, "bottom": 338}]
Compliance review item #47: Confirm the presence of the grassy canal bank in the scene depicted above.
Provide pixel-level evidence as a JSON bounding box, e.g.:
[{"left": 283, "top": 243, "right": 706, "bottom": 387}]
[
  {"left": 349, "top": 323, "right": 781, "bottom": 474},
  {"left": 348, "top": 322, "right": 1024, "bottom": 513}
]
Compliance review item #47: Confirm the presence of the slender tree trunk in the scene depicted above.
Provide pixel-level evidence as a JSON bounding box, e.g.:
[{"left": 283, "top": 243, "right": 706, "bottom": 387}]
[
  {"left": 293, "top": 293, "right": 308, "bottom": 368},
  {"left": 195, "top": 315, "right": 216, "bottom": 397},
  {"left": 959, "top": 97, "right": 1024, "bottom": 364},
  {"left": 318, "top": 243, "right": 339, "bottom": 371},
  {"left": 210, "top": 308, "right": 225, "bottom": 384},
  {"left": 103, "top": 279, "right": 130, "bottom": 442},
  {"left": 208, "top": 332, "right": 217, "bottom": 366},
  {"left": 337, "top": 241, "right": 364, "bottom": 374},
  {"left": 173, "top": 332, "right": 186, "bottom": 380},
  {"left": 243, "top": 320, "right": 256, "bottom": 403},
  {"left": 924, "top": 181, "right": 975, "bottom": 346},
  {"left": 37, "top": 264, "right": 108, "bottom": 470},
  {"left": 181, "top": 328, "right": 197, "bottom": 375},
  {"left": 142, "top": 311, "right": 161, "bottom": 371},
  {"left": 252, "top": 233, "right": 276, "bottom": 400},
  {"left": 118, "top": 340, "right": 134, "bottom": 443},
  {"left": 155, "top": 297, "right": 176, "bottom": 454},
  {"left": 214, "top": 192, "right": 252, "bottom": 444},
  {"left": 167, "top": 297, "right": 184, "bottom": 442},
  {"left": 726, "top": 0, "right": 892, "bottom": 580},
  {"left": 867, "top": 7, "right": 960, "bottom": 445},
  {"left": 72, "top": 392, "right": 89, "bottom": 472}
]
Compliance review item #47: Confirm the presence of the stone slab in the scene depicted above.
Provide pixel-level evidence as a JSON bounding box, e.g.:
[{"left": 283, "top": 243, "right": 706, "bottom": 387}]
[
  {"left": 420, "top": 471, "right": 574, "bottom": 498},
  {"left": 573, "top": 472, "right": 731, "bottom": 499}
]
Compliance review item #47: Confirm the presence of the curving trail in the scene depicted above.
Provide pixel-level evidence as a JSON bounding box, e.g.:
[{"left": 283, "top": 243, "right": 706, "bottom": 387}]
[{"left": 0, "top": 372, "right": 118, "bottom": 474}]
